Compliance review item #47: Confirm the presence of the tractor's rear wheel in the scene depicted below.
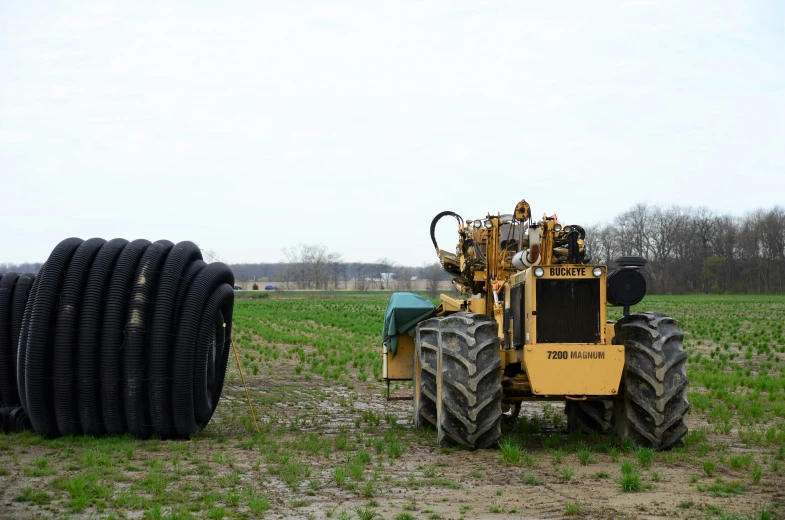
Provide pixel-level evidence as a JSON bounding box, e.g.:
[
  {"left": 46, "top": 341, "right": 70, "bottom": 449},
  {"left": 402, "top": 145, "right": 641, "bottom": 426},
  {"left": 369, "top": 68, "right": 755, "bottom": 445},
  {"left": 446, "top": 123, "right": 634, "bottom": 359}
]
[
  {"left": 613, "top": 312, "right": 690, "bottom": 450},
  {"left": 436, "top": 313, "right": 502, "bottom": 449},
  {"left": 565, "top": 401, "right": 613, "bottom": 434},
  {"left": 413, "top": 317, "right": 441, "bottom": 429}
]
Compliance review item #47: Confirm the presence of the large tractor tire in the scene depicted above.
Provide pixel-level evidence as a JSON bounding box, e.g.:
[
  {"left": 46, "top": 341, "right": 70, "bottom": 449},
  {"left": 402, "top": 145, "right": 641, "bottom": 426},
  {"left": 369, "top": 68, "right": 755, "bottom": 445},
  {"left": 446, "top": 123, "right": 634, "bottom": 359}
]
[
  {"left": 437, "top": 313, "right": 502, "bottom": 449},
  {"left": 565, "top": 400, "right": 613, "bottom": 434},
  {"left": 413, "top": 317, "right": 441, "bottom": 429},
  {"left": 613, "top": 312, "right": 689, "bottom": 450}
]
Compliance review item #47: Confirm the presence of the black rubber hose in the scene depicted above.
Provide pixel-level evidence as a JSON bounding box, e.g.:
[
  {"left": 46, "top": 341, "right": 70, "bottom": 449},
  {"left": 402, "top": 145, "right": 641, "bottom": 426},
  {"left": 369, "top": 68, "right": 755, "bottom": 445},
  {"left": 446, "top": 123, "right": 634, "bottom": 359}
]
[
  {"left": 17, "top": 266, "right": 43, "bottom": 414},
  {"left": 76, "top": 238, "right": 129, "bottom": 436},
  {"left": 9, "top": 273, "right": 35, "bottom": 408},
  {"left": 149, "top": 243, "right": 203, "bottom": 438},
  {"left": 430, "top": 211, "right": 463, "bottom": 252},
  {"left": 101, "top": 239, "right": 151, "bottom": 435},
  {"left": 52, "top": 238, "right": 107, "bottom": 436},
  {"left": 25, "top": 238, "right": 83, "bottom": 438},
  {"left": 171, "top": 262, "right": 234, "bottom": 437},
  {"left": 123, "top": 240, "right": 173, "bottom": 439},
  {"left": 193, "top": 284, "right": 234, "bottom": 428},
  {"left": 0, "top": 272, "right": 20, "bottom": 406}
]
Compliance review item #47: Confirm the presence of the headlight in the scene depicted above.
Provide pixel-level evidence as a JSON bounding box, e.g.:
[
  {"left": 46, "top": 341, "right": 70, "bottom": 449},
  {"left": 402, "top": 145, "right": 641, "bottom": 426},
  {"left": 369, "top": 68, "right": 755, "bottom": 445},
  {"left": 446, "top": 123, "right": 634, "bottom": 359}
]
[
  {"left": 593, "top": 267, "right": 603, "bottom": 277},
  {"left": 473, "top": 220, "right": 481, "bottom": 228},
  {"left": 554, "top": 223, "right": 562, "bottom": 232},
  {"left": 534, "top": 267, "right": 545, "bottom": 277},
  {"left": 483, "top": 220, "right": 493, "bottom": 229}
]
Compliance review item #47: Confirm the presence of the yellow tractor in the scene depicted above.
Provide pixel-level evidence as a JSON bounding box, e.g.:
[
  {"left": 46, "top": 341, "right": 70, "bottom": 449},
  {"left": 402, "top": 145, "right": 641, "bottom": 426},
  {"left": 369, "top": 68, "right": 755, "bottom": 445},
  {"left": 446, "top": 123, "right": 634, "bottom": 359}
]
[{"left": 382, "top": 199, "right": 689, "bottom": 450}]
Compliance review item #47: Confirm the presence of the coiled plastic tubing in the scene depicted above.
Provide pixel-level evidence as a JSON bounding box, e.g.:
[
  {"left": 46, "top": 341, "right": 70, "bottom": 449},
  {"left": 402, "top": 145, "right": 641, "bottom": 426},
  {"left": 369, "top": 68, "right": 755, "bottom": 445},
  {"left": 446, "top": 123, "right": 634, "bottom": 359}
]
[{"left": 1, "top": 237, "right": 235, "bottom": 439}]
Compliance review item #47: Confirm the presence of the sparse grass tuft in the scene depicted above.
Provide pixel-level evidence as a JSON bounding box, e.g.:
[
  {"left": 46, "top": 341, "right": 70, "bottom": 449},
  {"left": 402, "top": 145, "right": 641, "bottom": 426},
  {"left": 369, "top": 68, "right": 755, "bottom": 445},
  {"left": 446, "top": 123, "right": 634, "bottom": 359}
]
[
  {"left": 14, "top": 487, "right": 52, "bottom": 505},
  {"left": 619, "top": 461, "right": 643, "bottom": 492},
  {"left": 565, "top": 501, "right": 581, "bottom": 515},
  {"left": 499, "top": 437, "right": 523, "bottom": 465},
  {"left": 522, "top": 472, "right": 539, "bottom": 485},
  {"left": 637, "top": 447, "right": 654, "bottom": 469},
  {"left": 557, "top": 465, "right": 576, "bottom": 480},
  {"left": 578, "top": 448, "right": 595, "bottom": 466}
]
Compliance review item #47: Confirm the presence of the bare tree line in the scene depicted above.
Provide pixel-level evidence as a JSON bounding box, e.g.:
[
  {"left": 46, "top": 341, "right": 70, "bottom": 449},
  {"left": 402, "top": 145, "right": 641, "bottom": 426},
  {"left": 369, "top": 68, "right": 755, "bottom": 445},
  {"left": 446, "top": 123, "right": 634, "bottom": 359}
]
[
  {"left": 277, "top": 244, "right": 446, "bottom": 296},
  {"left": 6, "top": 204, "right": 782, "bottom": 296},
  {"left": 0, "top": 261, "right": 42, "bottom": 275},
  {"left": 585, "top": 204, "right": 785, "bottom": 294}
]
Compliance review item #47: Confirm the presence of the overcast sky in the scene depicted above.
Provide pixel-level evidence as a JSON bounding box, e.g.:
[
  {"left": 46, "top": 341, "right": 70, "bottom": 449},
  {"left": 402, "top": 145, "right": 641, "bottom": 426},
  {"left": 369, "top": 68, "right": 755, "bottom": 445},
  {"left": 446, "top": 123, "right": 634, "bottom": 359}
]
[{"left": 1, "top": 1, "right": 783, "bottom": 267}]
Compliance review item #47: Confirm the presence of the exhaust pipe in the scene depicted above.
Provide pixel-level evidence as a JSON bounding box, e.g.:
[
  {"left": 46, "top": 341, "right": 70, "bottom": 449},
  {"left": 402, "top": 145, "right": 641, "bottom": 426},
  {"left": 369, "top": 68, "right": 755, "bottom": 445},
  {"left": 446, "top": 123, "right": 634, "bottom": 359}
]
[{"left": 511, "top": 225, "right": 542, "bottom": 270}]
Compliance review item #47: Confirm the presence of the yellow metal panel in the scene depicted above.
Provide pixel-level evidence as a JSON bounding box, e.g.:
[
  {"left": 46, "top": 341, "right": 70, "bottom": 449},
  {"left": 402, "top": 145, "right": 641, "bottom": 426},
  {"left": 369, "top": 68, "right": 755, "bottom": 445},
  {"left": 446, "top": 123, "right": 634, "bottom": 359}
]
[
  {"left": 468, "top": 298, "right": 486, "bottom": 314},
  {"left": 606, "top": 322, "right": 616, "bottom": 344},
  {"left": 383, "top": 334, "right": 415, "bottom": 380},
  {"left": 510, "top": 271, "right": 526, "bottom": 286},
  {"left": 439, "top": 294, "right": 464, "bottom": 312},
  {"left": 493, "top": 304, "right": 504, "bottom": 340},
  {"left": 500, "top": 348, "right": 522, "bottom": 367},
  {"left": 523, "top": 344, "right": 624, "bottom": 395}
]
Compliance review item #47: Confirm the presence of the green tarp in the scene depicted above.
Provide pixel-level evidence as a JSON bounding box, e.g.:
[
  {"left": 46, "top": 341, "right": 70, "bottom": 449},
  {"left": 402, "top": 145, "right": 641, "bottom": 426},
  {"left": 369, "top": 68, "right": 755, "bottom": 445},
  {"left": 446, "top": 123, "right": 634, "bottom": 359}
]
[{"left": 382, "top": 292, "right": 436, "bottom": 357}]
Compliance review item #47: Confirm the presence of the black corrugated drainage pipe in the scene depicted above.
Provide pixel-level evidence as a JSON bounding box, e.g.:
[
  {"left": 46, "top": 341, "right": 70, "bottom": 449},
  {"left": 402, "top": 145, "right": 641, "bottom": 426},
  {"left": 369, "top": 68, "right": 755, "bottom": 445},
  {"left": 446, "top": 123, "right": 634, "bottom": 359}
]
[{"left": 0, "top": 237, "right": 235, "bottom": 439}]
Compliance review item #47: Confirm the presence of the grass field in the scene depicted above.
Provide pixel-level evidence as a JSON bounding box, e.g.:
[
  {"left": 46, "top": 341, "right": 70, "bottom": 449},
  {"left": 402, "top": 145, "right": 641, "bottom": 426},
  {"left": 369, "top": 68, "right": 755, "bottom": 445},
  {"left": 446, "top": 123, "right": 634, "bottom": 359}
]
[{"left": 1, "top": 294, "right": 784, "bottom": 519}]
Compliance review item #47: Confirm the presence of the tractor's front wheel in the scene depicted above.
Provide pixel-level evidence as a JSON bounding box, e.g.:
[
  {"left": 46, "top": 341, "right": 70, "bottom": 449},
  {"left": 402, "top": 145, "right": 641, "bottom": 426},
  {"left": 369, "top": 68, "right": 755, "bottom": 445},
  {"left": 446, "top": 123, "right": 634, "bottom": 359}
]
[
  {"left": 613, "top": 312, "right": 690, "bottom": 450},
  {"left": 433, "top": 313, "right": 502, "bottom": 449}
]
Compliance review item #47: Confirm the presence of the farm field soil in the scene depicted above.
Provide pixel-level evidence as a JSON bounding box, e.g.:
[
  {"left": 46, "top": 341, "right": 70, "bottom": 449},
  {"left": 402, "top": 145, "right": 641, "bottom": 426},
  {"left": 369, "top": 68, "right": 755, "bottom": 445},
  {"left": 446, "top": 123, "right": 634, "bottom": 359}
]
[{"left": 1, "top": 294, "right": 784, "bottom": 519}]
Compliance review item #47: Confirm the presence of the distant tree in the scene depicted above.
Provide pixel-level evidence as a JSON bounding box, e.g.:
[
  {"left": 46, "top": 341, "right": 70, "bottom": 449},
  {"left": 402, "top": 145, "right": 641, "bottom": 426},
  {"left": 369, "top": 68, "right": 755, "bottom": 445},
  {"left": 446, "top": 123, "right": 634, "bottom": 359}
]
[
  {"left": 354, "top": 263, "right": 371, "bottom": 291},
  {"left": 252, "top": 283, "right": 259, "bottom": 290},
  {"left": 204, "top": 249, "right": 225, "bottom": 264},
  {"left": 281, "top": 244, "right": 342, "bottom": 290},
  {"left": 702, "top": 255, "right": 726, "bottom": 294},
  {"left": 0, "top": 262, "right": 43, "bottom": 275},
  {"left": 395, "top": 266, "right": 414, "bottom": 292},
  {"left": 327, "top": 252, "right": 345, "bottom": 290},
  {"left": 424, "top": 262, "right": 443, "bottom": 298},
  {"left": 376, "top": 257, "right": 396, "bottom": 290}
]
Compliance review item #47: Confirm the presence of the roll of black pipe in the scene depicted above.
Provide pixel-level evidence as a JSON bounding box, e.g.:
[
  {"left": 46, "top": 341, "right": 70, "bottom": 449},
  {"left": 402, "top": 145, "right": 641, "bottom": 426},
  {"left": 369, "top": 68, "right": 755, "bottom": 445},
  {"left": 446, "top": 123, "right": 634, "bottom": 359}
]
[
  {"left": 149, "top": 242, "right": 203, "bottom": 438},
  {"left": 211, "top": 299, "right": 234, "bottom": 414},
  {"left": 9, "top": 273, "right": 36, "bottom": 407},
  {"left": 17, "top": 267, "right": 43, "bottom": 413},
  {"left": 76, "top": 238, "right": 129, "bottom": 436},
  {"left": 172, "top": 262, "right": 235, "bottom": 437},
  {"left": 53, "top": 238, "right": 107, "bottom": 436},
  {"left": 193, "top": 283, "right": 234, "bottom": 429},
  {"left": 26, "top": 238, "right": 83, "bottom": 438},
  {"left": 101, "top": 239, "right": 151, "bottom": 435},
  {"left": 9, "top": 406, "right": 31, "bottom": 433},
  {"left": 123, "top": 240, "right": 173, "bottom": 439},
  {"left": 0, "top": 272, "right": 20, "bottom": 406},
  {"left": 4, "top": 237, "right": 235, "bottom": 439}
]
